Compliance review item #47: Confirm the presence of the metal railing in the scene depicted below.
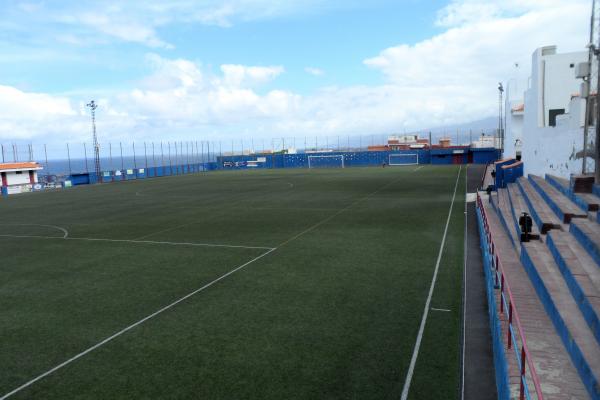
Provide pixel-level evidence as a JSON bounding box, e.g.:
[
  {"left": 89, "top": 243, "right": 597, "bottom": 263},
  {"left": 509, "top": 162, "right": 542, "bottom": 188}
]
[{"left": 477, "top": 193, "right": 544, "bottom": 400}]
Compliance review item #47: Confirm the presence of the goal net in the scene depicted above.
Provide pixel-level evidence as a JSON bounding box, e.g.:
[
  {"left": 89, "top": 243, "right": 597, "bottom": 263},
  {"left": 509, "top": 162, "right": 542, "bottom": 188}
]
[
  {"left": 388, "top": 153, "right": 418, "bottom": 166},
  {"left": 307, "top": 155, "right": 345, "bottom": 168}
]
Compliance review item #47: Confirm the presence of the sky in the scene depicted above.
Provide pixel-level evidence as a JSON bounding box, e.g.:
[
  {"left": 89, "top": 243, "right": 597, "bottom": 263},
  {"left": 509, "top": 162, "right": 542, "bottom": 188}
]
[{"left": 0, "top": 0, "right": 592, "bottom": 148}]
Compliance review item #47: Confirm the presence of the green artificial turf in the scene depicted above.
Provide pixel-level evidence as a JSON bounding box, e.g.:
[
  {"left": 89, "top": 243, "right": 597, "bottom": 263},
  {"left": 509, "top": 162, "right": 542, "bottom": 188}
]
[{"left": 0, "top": 165, "right": 465, "bottom": 399}]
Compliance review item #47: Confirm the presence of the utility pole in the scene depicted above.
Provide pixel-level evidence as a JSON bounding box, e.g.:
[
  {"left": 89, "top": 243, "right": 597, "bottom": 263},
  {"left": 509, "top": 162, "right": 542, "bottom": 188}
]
[
  {"left": 498, "top": 83, "right": 504, "bottom": 153},
  {"left": 86, "top": 100, "right": 102, "bottom": 182},
  {"left": 595, "top": 0, "right": 600, "bottom": 182}
]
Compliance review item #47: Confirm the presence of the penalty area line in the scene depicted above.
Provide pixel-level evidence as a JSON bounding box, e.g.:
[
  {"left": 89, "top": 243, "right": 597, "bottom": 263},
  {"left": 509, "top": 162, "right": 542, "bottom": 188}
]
[
  {"left": 0, "top": 234, "right": 274, "bottom": 251},
  {"left": 0, "top": 247, "right": 277, "bottom": 400},
  {"left": 400, "top": 165, "right": 462, "bottom": 400}
]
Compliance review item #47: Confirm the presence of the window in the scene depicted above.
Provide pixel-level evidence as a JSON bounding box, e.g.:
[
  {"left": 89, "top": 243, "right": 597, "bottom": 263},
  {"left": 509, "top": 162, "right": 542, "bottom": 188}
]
[
  {"left": 549, "top": 109, "right": 565, "bottom": 127},
  {"left": 15, "top": 171, "right": 22, "bottom": 175},
  {"left": 570, "top": 63, "right": 575, "bottom": 68}
]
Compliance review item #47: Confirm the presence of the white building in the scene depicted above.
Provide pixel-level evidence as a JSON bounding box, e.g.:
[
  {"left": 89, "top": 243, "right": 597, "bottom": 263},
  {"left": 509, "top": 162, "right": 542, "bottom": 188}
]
[
  {"left": 503, "top": 45, "right": 592, "bottom": 178},
  {"left": 0, "top": 162, "right": 43, "bottom": 195}
]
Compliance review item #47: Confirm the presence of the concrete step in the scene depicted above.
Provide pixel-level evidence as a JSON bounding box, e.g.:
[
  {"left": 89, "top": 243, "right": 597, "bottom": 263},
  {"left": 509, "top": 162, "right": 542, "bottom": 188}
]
[
  {"left": 571, "top": 219, "right": 600, "bottom": 268},
  {"left": 546, "top": 231, "right": 600, "bottom": 344},
  {"left": 517, "top": 177, "right": 562, "bottom": 234},
  {"left": 495, "top": 188, "right": 520, "bottom": 250},
  {"left": 481, "top": 199, "right": 589, "bottom": 399},
  {"left": 507, "top": 183, "right": 540, "bottom": 241},
  {"left": 521, "top": 240, "right": 600, "bottom": 399},
  {"left": 546, "top": 174, "right": 600, "bottom": 212},
  {"left": 529, "top": 175, "right": 588, "bottom": 223}
]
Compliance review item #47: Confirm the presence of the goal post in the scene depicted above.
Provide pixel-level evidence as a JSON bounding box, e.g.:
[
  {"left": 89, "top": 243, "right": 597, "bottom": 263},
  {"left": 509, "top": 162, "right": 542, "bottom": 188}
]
[
  {"left": 307, "top": 155, "right": 345, "bottom": 168},
  {"left": 388, "top": 153, "right": 419, "bottom": 166}
]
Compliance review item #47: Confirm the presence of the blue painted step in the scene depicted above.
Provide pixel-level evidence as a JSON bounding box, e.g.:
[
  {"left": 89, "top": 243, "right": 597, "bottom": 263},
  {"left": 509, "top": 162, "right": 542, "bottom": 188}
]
[
  {"left": 546, "top": 174, "right": 599, "bottom": 212},
  {"left": 546, "top": 231, "right": 600, "bottom": 345},
  {"left": 521, "top": 242, "right": 600, "bottom": 399},
  {"left": 529, "top": 175, "right": 588, "bottom": 223},
  {"left": 570, "top": 219, "right": 600, "bottom": 268},
  {"left": 516, "top": 177, "right": 561, "bottom": 233}
]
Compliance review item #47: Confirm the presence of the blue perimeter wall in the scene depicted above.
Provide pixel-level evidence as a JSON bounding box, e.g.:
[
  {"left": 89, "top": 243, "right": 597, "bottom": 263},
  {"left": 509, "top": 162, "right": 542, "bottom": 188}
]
[
  {"left": 56, "top": 148, "right": 498, "bottom": 187},
  {"left": 218, "top": 147, "right": 500, "bottom": 169}
]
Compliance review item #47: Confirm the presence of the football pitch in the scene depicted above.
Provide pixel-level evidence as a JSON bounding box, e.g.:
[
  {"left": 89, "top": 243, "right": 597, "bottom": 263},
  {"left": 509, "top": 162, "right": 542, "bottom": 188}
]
[{"left": 0, "top": 165, "right": 466, "bottom": 399}]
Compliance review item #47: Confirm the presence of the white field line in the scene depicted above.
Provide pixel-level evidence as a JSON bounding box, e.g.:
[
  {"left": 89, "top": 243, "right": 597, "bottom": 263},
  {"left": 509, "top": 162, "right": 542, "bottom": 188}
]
[
  {"left": 0, "top": 234, "right": 274, "bottom": 251},
  {"left": 413, "top": 166, "right": 424, "bottom": 172},
  {"left": 400, "top": 165, "right": 462, "bottom": 400},
  {"left": 0, "top": 247, "right": 277, "bottom": 400},
  {"left": 1, "top": 224, "right": 69, "bottom": 238},
  {"left": 430, "top": 307, "right": 451, "bottom": 312},
  {"left": 461, "top": 165, "right": 468, "bottom": 400}
]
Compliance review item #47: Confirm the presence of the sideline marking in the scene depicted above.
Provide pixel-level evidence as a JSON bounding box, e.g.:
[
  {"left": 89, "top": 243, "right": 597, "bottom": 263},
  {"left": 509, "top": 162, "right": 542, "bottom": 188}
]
[
  {"left": 430, "top": 307, "right": 451, "bottom": 312},
  {"left": 461, "top": 165, "right": 468, "bottom": 400},
  {"left": 400, "top": 165, "right": 462, "bottom": 400},
  {"left": 1, "top": 224, "right": 69, "bottom": 238},
  {"left": 0, "top": 234, "right": 274, "bottom": 251},
  {"left": 0, "top": 248, "right": 276, "bottom": 400},
  {"left": 413, "top": 166, "right": 424, "bottom": 172}
]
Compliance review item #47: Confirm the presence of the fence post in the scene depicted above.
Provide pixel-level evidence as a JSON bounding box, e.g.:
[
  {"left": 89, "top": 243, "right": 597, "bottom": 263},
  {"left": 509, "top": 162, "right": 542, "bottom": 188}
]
[
  {"left": 119, "top": 142, "right": 124, "bottom": 171},
  {"left": 83, "top": 143, "right": 89, "bottom": 173},
  {"left": 66, "top": 143, "right": 72, "bottom": 175},
  {"left": 144, "top": 142, "right": 148, "bottom": 171},
  {"left": 44, "top": 144, "right": 49, "bottom": 177},
  {"left": 133, "top": 142, "right": 137, "bottom": 169}
]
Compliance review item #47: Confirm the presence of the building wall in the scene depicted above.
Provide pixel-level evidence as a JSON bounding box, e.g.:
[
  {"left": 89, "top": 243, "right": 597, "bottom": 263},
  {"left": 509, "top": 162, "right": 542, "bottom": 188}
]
[
  {"left": 6, "top": 171, "right": 31, "bottom": 185},
  {"left": 522, "top": 95, "right": 590, "bottom": 178},
  {"left": 504, "top": 45, "right": 593, "bottom": 179}
]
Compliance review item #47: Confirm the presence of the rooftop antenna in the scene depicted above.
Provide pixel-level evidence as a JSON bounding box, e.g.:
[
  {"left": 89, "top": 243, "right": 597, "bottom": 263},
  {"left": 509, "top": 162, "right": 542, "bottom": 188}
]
[{"left": 86, "top": 100, "right": 102, "bottom": 182}]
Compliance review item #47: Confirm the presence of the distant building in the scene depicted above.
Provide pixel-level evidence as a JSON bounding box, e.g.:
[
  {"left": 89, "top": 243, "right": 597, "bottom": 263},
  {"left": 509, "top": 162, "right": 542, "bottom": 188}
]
[
  {"left": 0, "top": 162, "right": 43, "bottom": 195},
  {"left": 503, "top": 45, "right": 590, "bottom": 178}
]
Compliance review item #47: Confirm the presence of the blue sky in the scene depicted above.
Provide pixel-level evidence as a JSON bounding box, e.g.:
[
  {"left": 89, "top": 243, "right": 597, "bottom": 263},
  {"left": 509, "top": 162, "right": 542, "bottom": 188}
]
[
  {"left": 1, "top": 1, "right": 447, "bottom": 94},
  {"left": 0, "top": 0, "right": 590, "bottom": 145}
]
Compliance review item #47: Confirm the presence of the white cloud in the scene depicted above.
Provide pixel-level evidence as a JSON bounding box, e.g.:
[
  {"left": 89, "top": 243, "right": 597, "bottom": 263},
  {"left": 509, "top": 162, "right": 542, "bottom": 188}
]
[
  {"left": 0, "top": 0, "right": 591, "bottom": 145},
  {"left": 304, "top": 67, "right": 324, "bottom": 76},
  {"left": 220, "top": 64, "right": 285, "bottom": 87}
]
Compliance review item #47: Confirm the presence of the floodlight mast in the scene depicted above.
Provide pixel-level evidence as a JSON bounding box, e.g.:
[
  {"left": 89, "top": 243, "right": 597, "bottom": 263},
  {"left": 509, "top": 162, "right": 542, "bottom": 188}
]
[{"left": 86, "top": 100, "right": 102, "bottom": 182}]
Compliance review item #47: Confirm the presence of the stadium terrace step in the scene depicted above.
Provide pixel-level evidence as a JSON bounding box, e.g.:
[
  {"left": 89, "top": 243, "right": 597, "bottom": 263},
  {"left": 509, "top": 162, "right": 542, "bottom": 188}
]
[
  {"left": 546, "top": 231, "right": 600, "bottom": 344},
  {"left": 481, "top": 199, "right": 589, "bottom": 399},
  {"left": 521, "top": 240, "right": 600, "bottom": 399},
  {"left": 492, "top": 189, "right": 519, "bottom": 249},
  {"left": 529, "top": 175, "right": 589, "bottom": 223},
  {"left": 506, "top": 183, "right": 540, "bottom": 242},
  {"left": 571, "top": 219, "right": 600, "bottom": 268},
  {"left": 516, "top": 177, "right": 562, "bottom": 234},
  {"left": 571, "top": 175, "right": 596, "bottom": 194},
  {"left": 546, "top": 174, "right": 600, "bottom": 212}
]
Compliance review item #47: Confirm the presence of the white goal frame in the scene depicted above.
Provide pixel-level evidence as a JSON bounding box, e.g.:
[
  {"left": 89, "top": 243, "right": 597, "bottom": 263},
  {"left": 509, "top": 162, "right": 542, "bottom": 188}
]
[
  {"left": 388, "top": 153, "right": 419, "bottom": 166},
  {"left": 307, "top": 155, "right": 345, "bottom": 168}
]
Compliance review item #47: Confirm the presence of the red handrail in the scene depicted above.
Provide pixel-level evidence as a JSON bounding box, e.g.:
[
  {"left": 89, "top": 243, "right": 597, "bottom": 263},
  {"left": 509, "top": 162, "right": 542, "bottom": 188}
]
[{"left": 477, "top": 193, "right": 544, "bottom": 400}]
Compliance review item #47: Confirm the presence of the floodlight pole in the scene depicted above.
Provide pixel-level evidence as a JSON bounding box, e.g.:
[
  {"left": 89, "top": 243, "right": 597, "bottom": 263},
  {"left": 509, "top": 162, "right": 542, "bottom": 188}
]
[{"left": 86, "top": 100, "right": 102, "bottom": 182}]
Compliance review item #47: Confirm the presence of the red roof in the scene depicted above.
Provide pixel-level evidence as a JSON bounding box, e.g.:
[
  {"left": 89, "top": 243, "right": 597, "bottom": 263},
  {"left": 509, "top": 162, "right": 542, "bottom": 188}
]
[{"left": 0, "top": 162, "right": 42, "bottom": 171}]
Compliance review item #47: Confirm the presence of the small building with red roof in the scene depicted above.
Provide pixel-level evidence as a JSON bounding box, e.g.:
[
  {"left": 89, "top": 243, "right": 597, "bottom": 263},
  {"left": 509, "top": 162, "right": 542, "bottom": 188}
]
[{"left": 0, "top": 162, "right": 43, "bottom": 195}]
